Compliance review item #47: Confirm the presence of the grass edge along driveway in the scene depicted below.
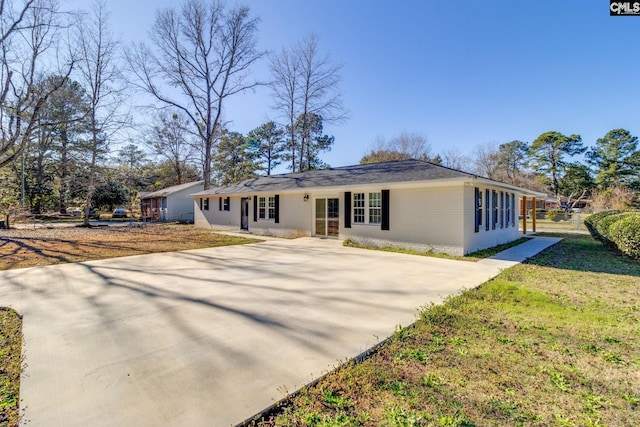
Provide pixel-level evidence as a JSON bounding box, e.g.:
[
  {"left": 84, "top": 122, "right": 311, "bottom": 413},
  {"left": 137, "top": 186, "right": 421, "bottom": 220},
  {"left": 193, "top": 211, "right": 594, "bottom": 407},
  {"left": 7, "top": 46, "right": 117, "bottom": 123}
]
[{"left": 250, "top": 233, "right": 640, "bottom": 427}]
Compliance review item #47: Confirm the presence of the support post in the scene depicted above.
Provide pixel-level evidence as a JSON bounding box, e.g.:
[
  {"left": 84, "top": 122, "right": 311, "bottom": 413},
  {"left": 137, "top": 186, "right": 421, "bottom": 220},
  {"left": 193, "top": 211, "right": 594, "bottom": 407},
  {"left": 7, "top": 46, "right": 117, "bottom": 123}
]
[
  {"left": 532, "top": 197, "right": 537, "bottom": 233},
  {"left": 522, "top": 196, "right": 527, "bottom": 235}
]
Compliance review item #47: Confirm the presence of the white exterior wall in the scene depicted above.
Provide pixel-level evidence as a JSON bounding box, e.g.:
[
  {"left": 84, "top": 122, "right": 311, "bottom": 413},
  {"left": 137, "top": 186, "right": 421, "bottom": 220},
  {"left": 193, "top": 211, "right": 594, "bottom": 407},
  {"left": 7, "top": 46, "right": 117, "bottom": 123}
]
[
  {"left": 250, "top": 193, "right": 312, "bottom": 238},
  {"left": 194, "top": 199, "right": 213, "bottom": 228},
  {"left": 164, "top": 184, "right": 204, "bottom": 222},
  {"left": 193, "top": 182, "right": 527, "bottom": 255},
  {"left": 194, "top": 193, "right": 313, "bottom": 238},
  {"left": 340, "top": 185, "right": 467, "bottom": 255},
  {"left": 463, "top": 184, "right": 521, "bottom": 254},
  {"left": 194, "top": 196, "right": 240, "bottom": 228}
]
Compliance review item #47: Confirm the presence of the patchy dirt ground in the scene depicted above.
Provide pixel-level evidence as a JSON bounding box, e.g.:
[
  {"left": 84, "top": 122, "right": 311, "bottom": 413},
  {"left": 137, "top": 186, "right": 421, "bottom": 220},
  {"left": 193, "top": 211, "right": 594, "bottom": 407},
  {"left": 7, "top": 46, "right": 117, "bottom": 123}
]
[{"left": 0, "top": 224, "right": 260, "bottom": 271}]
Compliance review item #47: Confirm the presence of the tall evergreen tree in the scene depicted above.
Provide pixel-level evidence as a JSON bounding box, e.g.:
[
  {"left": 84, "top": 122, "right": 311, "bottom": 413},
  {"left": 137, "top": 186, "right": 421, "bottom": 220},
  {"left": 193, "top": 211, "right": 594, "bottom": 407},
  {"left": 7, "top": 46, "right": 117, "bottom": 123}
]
[
  {"left": 293, "top": 113, "right": 334, "bottom": 170},
  {"left": 213, "top": 130, "right": 260, "bottom": 185},
  {"left": 495, "top": 140, "right": 529, "bottom": 185},
  {"left": 529, "top": 131, "right": 585, "bottom": 196},
  {"left": 246, "top": 121, "right": 285, "bottom": 175},
  {"left": 587, "top": 128, "right": 639, "bottom": 188},
  {"left": 41, "top": 76, "right": 90, "bottom": 213}
]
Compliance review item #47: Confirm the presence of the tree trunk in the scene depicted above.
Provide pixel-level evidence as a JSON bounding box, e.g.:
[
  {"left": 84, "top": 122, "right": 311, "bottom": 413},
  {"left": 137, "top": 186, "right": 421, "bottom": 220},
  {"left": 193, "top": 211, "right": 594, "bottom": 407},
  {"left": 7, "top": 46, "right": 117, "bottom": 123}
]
[{"left": 59, "top": 128, "right": 69, "bottom": 214}]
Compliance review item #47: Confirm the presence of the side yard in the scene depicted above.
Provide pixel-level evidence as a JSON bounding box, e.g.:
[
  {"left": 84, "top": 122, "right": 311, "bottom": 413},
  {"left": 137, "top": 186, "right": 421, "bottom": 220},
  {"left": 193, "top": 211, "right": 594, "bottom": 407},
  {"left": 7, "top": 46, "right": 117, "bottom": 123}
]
[
  {"left": 0, "top": 224, "right": 260, "bottom": 270},
  {"left": 250, "top": 234, "right": 640, "bottom": 426}
]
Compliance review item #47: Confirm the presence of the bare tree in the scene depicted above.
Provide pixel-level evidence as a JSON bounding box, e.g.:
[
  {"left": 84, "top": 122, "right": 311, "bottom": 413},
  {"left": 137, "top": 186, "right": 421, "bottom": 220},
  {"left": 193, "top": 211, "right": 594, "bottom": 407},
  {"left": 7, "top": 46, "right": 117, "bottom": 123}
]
[
  {"left": 472, "top": 141, "right": 499, "bottom": 179},
  {"left": 75, "top": 0, "right": 128, "bottom": 224},
  {"left": 495, "top": 140, "right": 529, "bottom": 185},
  {"left": 0, "top": 0, "right": 73, "bottom": 170},
  {"left": 270, "top": 33, "right": 346, "bottom": 172},
  {"left": 269, "top": 45, "right": 299, "bottom": 172},
  {"left": 146, "top": 110, "right": 197, "bottom": 185},
  {"left": 440, "top": 147, "right": 473, "bottom": 172},
  {"left": 360, "top": 131, "right": 432, "bottom": 164},
  {"left": 378, "top": 131, "right": 432, "bottom": 158},
  {"left": 590, "top": 185, "right": 637, "bottom": 211},
  {"left": 126, "top": 0, "right": 262, "bottom": 189}
]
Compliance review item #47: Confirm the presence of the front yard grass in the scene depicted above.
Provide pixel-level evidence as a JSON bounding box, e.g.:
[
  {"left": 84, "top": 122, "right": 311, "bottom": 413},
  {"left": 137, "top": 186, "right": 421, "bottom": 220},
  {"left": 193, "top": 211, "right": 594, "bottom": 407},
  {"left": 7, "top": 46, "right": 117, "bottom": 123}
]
[
  {"left": 0, "top": 223, "right": 261, "bottom": 270},
  {"left": 0, "top": 308, "right": 21, "bottom": 427},
  {"left": 252, "top": 234, "right": 640, "bottom": 426}
]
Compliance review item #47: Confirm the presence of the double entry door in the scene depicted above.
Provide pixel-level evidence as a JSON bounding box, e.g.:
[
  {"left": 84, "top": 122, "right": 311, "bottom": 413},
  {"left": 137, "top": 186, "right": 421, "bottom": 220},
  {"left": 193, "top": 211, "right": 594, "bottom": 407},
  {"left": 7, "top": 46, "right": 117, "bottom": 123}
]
[{"left": 315, "top": 198, "right": 339, "bottom": 237}]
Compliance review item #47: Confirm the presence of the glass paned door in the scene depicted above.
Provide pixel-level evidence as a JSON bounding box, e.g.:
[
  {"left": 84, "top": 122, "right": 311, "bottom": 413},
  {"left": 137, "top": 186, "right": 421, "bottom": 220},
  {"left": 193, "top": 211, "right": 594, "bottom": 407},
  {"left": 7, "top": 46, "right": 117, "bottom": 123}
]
[
  {"left": 327, "top": 198, "right": 339, "bottom": 237},
  {"left": 315, "top": 198, "right": 326, "bottom": 236},
  {"left": 315, "top": 198, "right": 339, "bottom": 237}
]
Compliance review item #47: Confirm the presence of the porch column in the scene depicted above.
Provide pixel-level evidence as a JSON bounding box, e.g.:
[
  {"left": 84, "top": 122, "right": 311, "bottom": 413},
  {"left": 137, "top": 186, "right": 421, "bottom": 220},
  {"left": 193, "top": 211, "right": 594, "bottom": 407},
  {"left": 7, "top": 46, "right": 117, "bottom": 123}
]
[
  {"left": 522, "top": 196, "right": 527, "bottom": 235},
  {"left": 532, "top": 197, "right": 537, "bottom": 233}
]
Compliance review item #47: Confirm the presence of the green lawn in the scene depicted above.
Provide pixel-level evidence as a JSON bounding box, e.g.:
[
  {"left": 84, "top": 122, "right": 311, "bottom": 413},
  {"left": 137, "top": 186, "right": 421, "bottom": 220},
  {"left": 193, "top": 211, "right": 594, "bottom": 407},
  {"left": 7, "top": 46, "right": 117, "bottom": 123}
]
[
  {"left": 527, "top": 215, "right": 589, "bottom": 232},
  {"left": 251, "top": 234, "right": 640, "bottom": 426},
  {"left": 0, "top": 308, "right": 21, "bottom": 427}
]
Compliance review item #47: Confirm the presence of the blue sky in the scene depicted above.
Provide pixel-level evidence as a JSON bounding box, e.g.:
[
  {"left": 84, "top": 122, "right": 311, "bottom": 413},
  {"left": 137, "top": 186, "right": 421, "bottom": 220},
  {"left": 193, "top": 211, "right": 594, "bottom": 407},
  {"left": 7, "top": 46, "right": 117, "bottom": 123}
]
[{"left": 66, "top": 0, "right": 640, "bottom": 170}]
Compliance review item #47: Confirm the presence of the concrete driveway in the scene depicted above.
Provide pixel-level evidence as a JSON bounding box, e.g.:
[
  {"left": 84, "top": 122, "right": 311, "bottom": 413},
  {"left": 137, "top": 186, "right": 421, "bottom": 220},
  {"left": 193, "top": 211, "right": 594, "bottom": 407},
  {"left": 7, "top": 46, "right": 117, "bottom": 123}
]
[{"left": 0, "top": 236, "right": 559, "bottom": 426}]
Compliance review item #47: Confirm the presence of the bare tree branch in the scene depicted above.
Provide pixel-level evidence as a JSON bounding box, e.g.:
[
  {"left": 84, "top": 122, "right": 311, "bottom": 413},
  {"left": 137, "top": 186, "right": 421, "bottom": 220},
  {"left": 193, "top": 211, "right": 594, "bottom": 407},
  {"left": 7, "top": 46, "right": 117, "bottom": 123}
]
[
  {"left": 0, "top": 0, "right": 74, "bottom": 169},
  {"left": 270, "top": 33, "right": 347, "bottom": 172},
  {"left": 126, "top": 0, "right": 263, "bottom": 189},
  {"left": 75, "top": 0, "right": 128, "bottom": 223}
]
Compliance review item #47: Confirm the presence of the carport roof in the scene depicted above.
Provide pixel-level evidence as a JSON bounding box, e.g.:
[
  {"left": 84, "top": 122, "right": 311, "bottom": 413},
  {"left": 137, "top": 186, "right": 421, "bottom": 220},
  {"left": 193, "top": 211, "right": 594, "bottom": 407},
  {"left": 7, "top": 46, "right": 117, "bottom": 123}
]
[{"left": 193, "top": 159, "right": 545, "bottom": 197}]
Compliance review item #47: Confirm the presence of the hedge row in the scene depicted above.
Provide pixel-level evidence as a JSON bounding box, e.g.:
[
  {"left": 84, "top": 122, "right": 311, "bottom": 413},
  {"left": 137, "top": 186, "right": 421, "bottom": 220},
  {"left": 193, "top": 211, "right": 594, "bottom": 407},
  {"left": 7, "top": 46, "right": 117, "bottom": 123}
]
[{"left": 584, "top": 210, "right": 640, "bottom": 258}]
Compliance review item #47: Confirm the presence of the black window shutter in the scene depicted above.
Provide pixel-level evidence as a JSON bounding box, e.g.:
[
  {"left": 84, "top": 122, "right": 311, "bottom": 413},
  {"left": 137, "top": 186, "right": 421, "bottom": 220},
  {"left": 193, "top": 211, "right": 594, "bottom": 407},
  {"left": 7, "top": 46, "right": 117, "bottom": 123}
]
[
  {"left": 492, "top": 190, "right": 497, "bottom": 230},
  {"left": 274, "top": 194, "right": 280, "bottom": 223},
  {"left": 199, "top": 198, "right": 203, "bottom": 210},
  {"left": 344, "top": 192, "right": 351, "bottom": 228},
  {"left": 485, "top": 191, "right": 490, "bottom": 231},
  {"left": 474, "top": 187, "right": 479, "bottom": 233},
  {"left": 218, "top": 197, "right": 222, "bottom": 211},
  {"left": 500, "top": 191, "right": 505, "bottom": 228},
  {"left": 253, "top": 196, "right": 257, "bottom": 222},
  {"left": 381, "top": 189, "right": 390, "bottom": 231}
]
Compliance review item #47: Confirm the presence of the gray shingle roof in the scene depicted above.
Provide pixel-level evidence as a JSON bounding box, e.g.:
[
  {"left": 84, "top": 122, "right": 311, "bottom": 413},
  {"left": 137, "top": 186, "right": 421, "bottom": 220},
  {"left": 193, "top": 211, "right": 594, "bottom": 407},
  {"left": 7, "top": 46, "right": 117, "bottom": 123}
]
[
  {"left": 193, "top": 159, "right": 476, "bottom": 196},
  {"left": 141, "top": 180, "right": 204, "bottom": 199}
]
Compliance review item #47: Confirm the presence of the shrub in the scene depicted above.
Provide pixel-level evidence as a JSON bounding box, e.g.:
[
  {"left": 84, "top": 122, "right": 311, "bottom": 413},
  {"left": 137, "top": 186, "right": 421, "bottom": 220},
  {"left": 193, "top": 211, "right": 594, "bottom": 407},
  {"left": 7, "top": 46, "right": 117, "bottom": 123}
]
[
  {"left": 547, "top": 209, "right": 566, "bottom": 222},
  {"left": 584, "top": 210, "right": 622, "bottom": 242},
  {"left": 608, "top": 214, "right": 640, "bottom": 259},
  {"left": 597, "top": 212, "right": 638, "bottom": 245}
]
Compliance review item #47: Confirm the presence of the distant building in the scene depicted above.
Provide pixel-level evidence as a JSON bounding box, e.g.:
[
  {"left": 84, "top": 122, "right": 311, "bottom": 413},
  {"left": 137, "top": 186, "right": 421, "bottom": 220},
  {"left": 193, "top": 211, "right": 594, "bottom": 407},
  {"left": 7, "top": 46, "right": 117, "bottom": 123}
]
[{"left": 141, "top": 181, "right": 204, "bottom": 222}]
